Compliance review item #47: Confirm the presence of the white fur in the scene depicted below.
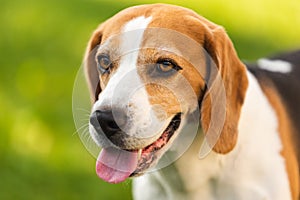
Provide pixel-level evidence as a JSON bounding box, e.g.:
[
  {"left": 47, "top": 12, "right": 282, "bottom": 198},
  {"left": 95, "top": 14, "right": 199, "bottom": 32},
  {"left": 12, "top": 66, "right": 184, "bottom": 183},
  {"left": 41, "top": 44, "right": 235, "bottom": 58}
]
[
  {"left": 133, "top": 71, "right": 292, "bottom": 200},
  {"left": 257, "top": 58, "right": 293, "bottom": 73},
  {"left": 91, "top": 16, "right": 168, "bottom": 142}
]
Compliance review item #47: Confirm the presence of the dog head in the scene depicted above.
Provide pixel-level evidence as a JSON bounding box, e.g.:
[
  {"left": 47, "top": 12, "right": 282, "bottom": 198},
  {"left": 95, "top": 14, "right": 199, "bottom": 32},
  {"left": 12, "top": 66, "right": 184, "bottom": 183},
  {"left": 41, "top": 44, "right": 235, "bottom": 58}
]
[{"left": 84, "top": 4, "right": 248, "bottom": 183}]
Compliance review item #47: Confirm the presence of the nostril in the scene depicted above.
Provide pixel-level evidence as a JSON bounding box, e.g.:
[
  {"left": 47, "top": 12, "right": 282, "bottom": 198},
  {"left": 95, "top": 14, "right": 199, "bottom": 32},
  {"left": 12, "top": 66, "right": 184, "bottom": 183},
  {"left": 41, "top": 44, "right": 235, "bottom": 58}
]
[
  {"left": 90, "top": 110, "right": 102, "bottom": 128},
  {"left": 107, "top": 120, "right": 119, "bottom": 130},
  {"left": 90, "top": 109, "right": 126, "bottom": 135}
]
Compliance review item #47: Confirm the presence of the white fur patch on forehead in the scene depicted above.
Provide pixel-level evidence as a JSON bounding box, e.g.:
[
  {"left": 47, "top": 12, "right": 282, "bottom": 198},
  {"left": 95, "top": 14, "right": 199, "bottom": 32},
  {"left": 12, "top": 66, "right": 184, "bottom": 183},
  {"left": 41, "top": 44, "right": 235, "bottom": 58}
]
[
  {"left": 123, "top": 16, "right": 153, "bottom": 32},
  {"left": 121, "top": 16, "right": 152, "bottom": 53},
  {"left": 257, "top": 58, "right": 293, "bottom": 73}
]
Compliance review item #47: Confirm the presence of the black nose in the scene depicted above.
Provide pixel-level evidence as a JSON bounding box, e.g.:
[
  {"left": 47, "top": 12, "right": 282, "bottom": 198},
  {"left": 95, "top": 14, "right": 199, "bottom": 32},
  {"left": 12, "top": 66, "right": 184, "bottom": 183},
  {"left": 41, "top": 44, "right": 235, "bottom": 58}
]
[{"left": 90, "top": 109, "right": 125, "bottom": 137}]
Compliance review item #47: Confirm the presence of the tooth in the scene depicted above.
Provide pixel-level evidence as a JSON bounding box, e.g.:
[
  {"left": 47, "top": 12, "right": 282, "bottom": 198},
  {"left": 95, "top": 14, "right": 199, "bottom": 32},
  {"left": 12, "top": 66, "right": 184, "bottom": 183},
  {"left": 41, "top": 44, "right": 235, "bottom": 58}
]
[{"left": 138, "top": 149, "right": 142, "bottom": 160}]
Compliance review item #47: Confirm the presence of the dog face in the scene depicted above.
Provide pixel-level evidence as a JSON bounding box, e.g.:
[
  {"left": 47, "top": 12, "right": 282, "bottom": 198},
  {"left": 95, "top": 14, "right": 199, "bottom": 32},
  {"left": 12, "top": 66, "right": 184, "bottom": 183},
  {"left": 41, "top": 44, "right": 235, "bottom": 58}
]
[{"left": 84, "top": 4, "right": 248, "bottom": 183}]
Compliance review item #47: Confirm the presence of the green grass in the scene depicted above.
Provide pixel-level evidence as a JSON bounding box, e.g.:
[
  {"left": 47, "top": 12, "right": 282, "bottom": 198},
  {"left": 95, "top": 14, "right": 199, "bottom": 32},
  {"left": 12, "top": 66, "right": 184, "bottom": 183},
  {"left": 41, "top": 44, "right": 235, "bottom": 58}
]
[{"left": 0, "top": 0, "right": 299, "bottom": 199}]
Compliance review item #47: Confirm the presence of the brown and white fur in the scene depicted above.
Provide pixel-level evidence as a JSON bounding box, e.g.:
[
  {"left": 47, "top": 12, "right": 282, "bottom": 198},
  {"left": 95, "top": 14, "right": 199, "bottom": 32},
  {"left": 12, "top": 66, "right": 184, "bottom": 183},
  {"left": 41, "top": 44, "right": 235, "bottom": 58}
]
[{"left": 84, "top": 4, "right": 300, "bottom": 200}]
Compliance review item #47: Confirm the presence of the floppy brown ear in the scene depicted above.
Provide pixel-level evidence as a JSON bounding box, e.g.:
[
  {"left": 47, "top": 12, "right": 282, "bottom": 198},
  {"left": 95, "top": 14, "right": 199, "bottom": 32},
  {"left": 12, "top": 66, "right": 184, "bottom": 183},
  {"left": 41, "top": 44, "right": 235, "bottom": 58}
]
[
  {"left": 200, "top": 25, "right": 248, "bottom": 154},
  {"left": 84, "top": 24, "right": 103, "bottom": 103}
]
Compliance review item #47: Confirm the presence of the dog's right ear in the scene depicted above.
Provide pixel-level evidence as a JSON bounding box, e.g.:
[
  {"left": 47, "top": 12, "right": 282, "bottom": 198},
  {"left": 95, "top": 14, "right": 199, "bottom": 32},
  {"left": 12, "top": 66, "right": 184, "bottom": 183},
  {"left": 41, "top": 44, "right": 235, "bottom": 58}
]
[{"left": 84, "top": 24, "right": 103, "bottom": 103}]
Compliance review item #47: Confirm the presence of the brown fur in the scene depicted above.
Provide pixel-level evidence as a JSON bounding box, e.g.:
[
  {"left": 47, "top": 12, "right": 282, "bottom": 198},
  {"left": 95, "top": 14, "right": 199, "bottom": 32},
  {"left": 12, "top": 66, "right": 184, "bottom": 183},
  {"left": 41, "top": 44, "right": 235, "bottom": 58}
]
[
  {"left": 257, "top": 78, "right": 299, "bottom": 200},
  {"left": 142, "top": 5, "right": 249, "bottom": 153}
]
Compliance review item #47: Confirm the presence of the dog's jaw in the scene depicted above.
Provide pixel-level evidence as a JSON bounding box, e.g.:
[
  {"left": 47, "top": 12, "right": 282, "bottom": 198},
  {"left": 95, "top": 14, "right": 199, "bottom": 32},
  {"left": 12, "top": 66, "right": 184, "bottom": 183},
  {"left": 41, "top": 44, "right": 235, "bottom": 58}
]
[{"left": 94, "top": 113, "right": 182, "bottom": 183}]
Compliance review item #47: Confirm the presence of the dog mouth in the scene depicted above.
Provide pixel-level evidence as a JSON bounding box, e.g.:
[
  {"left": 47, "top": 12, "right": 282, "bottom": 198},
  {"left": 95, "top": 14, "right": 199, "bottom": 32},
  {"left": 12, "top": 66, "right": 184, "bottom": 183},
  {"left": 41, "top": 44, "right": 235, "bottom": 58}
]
[
  {"left": 130, "top": 113, "right": 181, "bottom": 176},
  {"left": 95, "top": 113, "right": 181, "bottom": 183}
]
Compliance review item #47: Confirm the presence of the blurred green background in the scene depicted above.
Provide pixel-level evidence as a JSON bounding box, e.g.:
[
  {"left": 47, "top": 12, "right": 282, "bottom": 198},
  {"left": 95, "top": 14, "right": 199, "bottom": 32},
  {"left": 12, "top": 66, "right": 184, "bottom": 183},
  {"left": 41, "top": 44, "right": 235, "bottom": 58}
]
[{"left": 0, "top": 0, "right": 299, "bottom": 199}]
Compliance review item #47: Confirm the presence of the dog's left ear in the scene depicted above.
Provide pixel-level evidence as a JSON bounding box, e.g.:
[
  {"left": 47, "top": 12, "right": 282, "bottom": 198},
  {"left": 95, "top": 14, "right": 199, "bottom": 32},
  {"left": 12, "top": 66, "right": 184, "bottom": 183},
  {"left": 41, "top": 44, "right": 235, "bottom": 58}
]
[
  {"left": 84, "top": 24, "right": 104, "bottom": 103},
  {"left": 200, "top": 23, "right": 249, "bottom": 154}
]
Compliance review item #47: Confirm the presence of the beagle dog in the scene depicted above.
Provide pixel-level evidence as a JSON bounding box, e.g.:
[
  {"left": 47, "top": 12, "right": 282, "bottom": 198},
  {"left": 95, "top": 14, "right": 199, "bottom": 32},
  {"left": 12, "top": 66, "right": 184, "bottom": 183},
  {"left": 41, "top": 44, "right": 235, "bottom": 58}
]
[{"left": 84, "top": 4, "right": 300, "bottom": 200}]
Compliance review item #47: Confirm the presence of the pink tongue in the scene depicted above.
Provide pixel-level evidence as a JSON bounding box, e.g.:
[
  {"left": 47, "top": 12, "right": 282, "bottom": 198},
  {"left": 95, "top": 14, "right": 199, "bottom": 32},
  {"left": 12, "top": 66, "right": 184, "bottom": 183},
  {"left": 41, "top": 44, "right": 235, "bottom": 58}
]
[{"left": 96, "top": 147, "right": 138, "bottom": 184}]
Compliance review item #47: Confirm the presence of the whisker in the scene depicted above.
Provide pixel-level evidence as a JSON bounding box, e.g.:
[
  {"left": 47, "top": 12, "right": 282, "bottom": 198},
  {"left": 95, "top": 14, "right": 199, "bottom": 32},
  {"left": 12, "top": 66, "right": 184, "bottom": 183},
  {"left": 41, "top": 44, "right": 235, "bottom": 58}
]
[
  {"left": 77, "top": 125, "right": 101, "bottom": 157},
  {"left": 82, "top": 128, "right": 92, "bottom": 139},
  {"left": 80, "top": 116, "right": 90, "bottom": 122},
  {"left": 75, "top": 108, "right": 91, "bottom": 114},
  {"left": 73, "top": 124, "right": 89, "bottom": 136}
]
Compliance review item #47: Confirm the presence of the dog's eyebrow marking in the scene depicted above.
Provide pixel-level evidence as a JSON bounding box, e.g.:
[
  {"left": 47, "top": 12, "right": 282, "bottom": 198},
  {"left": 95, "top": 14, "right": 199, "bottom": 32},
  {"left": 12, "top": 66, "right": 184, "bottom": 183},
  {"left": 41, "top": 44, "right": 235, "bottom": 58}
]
[{"left": 257, "top": 58, "right": 293, "bottom": 73}]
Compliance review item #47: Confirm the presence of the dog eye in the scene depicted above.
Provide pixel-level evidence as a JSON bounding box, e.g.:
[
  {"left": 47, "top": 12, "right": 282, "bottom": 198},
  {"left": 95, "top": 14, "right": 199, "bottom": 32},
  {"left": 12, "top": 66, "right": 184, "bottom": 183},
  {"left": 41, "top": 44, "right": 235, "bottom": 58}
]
[
  {"left": 97, "top": 55, "right": 111, "bottom": 73},
  {"left": 156, "top": 59, "right": 182, "bottom": 75}
]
